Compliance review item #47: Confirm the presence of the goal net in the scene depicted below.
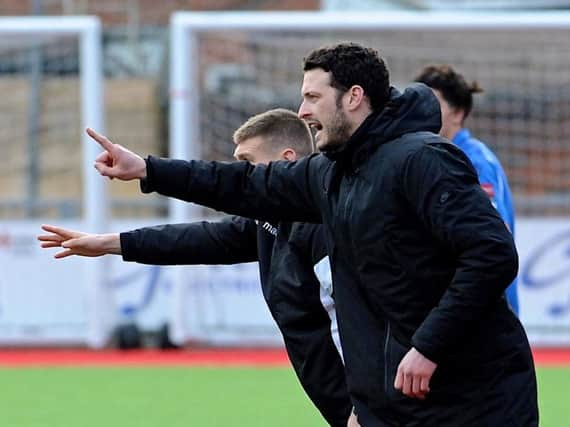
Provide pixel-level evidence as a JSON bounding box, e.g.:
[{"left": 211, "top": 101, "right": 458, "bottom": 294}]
[
  {"left": 0, "top": 17, "right": 112, "bottom": 348},
  {"left": 171, "top": 11, "right": 570, "bottom": 218},
  {"left": 169, "top": 11, "right": 570, "bottom": 346}
]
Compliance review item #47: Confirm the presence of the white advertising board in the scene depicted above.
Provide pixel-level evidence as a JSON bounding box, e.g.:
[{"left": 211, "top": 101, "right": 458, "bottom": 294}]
[
  {"left": 0, "top": 218, "right": 568, "bottom": 347},
  {"left": 517, "top": 218, "right": 570, "bottom": 345},
  {"left": 178, "top": 218, "right": 570, "bottom": 347},
  {"left": 0, "top": 219, "right": 276, "bottom": 346}
]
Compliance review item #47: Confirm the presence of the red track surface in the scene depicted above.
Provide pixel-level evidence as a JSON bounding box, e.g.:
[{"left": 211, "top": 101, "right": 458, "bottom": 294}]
[
  {"left": 0, "top": 348, "right": 290, "bottom": 367},
  {"left": 0, "top": 347, "right": 567, "bottom": 367},
  {"left": 531, "top": 348, "right": 570, "bottom": 367}
]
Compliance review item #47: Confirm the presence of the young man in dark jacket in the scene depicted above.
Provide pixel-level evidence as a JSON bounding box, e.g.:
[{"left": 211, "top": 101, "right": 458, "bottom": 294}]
[
  {"left": 84, "top": 43, "right": 538, "bottom": 426},
  {"left": 39, "top": 109, "right": 354, "bottom": 427}
]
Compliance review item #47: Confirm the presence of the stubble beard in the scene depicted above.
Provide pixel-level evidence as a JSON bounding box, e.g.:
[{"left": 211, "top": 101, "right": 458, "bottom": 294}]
[{"left": 318, "top": 107, "right": 352, "bottom": 153}]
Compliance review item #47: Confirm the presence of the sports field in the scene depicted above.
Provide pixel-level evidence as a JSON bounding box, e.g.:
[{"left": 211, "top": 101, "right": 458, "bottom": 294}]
[{"left": 0, "top": 349, "right": 568, "bottom": 426}]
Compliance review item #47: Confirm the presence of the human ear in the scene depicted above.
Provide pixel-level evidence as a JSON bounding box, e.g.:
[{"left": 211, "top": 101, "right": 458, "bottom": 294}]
[
  {"left": 347, "top": 85, "right": 365, "bottom": 111},
  {"left": 281, "top": 149, "right": 297, "bottom": 161}
]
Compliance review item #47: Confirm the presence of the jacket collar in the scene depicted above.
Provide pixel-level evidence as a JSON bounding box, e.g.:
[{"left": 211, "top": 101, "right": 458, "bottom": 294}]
[{"left": 323, "top": 84, "right": 442, "bottom": 172}]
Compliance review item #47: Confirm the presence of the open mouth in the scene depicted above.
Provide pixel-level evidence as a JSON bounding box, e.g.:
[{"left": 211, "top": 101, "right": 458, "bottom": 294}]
[
  {"left": 307, "top": 121, "right": 323, "bottom": 139},
  {"left": 308, "top": 122, "right": 323, "bottom": 131}
]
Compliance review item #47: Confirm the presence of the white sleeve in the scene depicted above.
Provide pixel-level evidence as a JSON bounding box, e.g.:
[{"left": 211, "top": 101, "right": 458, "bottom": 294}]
[{"left": 314, "top": 256, "right": 343, "bottom": 362}]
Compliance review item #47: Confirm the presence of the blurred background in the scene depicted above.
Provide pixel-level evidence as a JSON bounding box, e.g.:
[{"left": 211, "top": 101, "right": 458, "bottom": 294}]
[
  {"left": 0, "top": 0, "right": 569, "bottom": 350},
  {"left": 1, "top": 2, "right": 570, "bottom": 427}
]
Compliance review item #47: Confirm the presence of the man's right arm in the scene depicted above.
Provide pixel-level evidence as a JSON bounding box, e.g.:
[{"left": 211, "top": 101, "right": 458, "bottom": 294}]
[
  {"left": 141, "top": 156, "right": 324, "bottom": 225},
  {"left": 121, "top": 216, "right": 258, "bottom": 265},
  {"left": 88, "top": 127, "right": 325, "bottom": 224},
  {"left": 39, "top": 217, "right": 259, "bottom": 265}
]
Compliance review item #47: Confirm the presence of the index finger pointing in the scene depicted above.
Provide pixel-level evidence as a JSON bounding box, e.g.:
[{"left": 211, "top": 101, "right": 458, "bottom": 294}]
[{"left": 86, "top": 127, "right": 114, "bottom": 152}]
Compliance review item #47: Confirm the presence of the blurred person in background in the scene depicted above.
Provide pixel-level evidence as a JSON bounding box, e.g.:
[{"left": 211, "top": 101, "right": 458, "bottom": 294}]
[
  {"left": 76, "top": 42, "right": 537, "bottom": 426},
  {"left": 414, "top": 64, "right": 519, "bottom": 316},
  {"left": 39, "top": 108, "right": 356, "bottom": 427}
]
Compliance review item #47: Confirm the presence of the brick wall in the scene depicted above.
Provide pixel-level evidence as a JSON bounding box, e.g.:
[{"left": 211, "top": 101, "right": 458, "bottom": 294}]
[{"left": 0, "top": 0, "right": 320, "bottom": 26}]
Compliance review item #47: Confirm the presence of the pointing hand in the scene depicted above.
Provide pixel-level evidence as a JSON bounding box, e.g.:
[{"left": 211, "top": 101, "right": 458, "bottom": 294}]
[{"left": 87, "top": 127, "right": 147, "bottom": 180}]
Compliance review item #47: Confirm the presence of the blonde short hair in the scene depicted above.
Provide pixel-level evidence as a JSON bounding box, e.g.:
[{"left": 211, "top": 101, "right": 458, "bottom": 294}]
[{"left": 233, "top": 108, "right": 314, "bottom": 157}]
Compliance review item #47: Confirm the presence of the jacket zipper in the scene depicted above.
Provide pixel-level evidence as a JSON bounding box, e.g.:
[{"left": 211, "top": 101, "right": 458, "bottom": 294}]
[
  {"left": 384, "top": 322, "right": 391, "bottom": 393},
  {"left": 341, "top": 176, "right": 358, "bottom": 241}
]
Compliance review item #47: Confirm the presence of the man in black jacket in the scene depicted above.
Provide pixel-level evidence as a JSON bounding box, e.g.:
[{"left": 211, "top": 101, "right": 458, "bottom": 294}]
[
  {"left": 83, "top": 43, "right": 538, "bottom": 426},
  {"left": 38, "top": 109, "right": 354, "bottom": 427}
]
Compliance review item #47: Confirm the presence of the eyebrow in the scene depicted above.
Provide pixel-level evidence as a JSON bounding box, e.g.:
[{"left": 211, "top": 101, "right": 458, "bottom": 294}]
[{"left": 235, "top": 153, "right": 251, "bottom": 161}]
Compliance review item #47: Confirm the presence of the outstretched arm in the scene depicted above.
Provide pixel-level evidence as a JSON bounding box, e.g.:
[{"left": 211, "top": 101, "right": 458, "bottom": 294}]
[
  {"left": 121, "top": 217, "right": 258, "bottom": 265},
  {"left": 141, "top": 156, "right": 324, "bottom": 224},
  {"left": 39, "top": 217, "right": 259, "bottom": 265},
  {"left": 38, "top": 224, "right": 121, "bottom": 258},
  {"left": 87, "top": 128, "right": 325, "bottom": 224}
]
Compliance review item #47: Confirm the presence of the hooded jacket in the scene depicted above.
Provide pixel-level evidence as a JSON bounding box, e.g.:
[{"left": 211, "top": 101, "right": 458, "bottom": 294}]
[{"left": 140, "top": 84, "right": 537, "bottom": 426}]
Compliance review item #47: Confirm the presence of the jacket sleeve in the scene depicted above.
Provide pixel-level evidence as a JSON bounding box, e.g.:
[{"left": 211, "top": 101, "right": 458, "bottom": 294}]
[
  {"left": 120, "top": 216, "right": 258, "bottom": 265},
  {"left": 140, "top": 155, "right": 323, "bottom": 224},
  {"left": 273, "top": 224, "right": 350, "bottom": 426},
  {"left": 403, "top": 144, "right": 518, "bottom": 363}
]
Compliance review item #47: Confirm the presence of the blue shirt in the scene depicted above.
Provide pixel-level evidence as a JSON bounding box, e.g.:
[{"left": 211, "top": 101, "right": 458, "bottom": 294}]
[{"left": 453, "top": 128, "right": 519, "bottom": 315}]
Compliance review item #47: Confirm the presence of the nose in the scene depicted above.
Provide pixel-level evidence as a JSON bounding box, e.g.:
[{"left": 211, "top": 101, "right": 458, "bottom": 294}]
[{"left": 298, "top": 100, "right": 311, "bottom": 119}]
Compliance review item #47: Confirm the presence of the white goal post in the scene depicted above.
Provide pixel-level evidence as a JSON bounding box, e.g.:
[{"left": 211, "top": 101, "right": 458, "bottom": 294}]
[
  {"left": 0, "top": 16, "right": 111, "bottom": 348},
  {"left": 169, "top": 11, "right": 570, "bottom": 346}
]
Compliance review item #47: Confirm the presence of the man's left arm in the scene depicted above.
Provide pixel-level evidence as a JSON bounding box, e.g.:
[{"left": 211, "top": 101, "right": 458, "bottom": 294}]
[
  {"left": 467, "top": 158, "right": 519, "bottom": 314},
  {"left": 404, "top": 144, "right": 518, "bottom": 363}
]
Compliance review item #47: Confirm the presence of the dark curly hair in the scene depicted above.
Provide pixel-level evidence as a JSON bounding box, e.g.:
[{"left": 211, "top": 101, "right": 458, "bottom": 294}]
[
  {"left": 303, "top": 42, "right": 390, "bottom": 112},
  {"left": 414, "top": 64, "right": 483, "bottom": 120}
]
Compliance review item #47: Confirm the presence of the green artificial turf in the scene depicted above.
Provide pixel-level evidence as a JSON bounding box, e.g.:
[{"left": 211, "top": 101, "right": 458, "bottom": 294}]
[
  {"left": 0, "top": 367, "right": 325, "bottom": 427},
  {"left": 536, "top": 367, "right": 570, "bottom": 427},
  {"left": 0, "top": 366, "right": 567, "bottom": 426}
]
